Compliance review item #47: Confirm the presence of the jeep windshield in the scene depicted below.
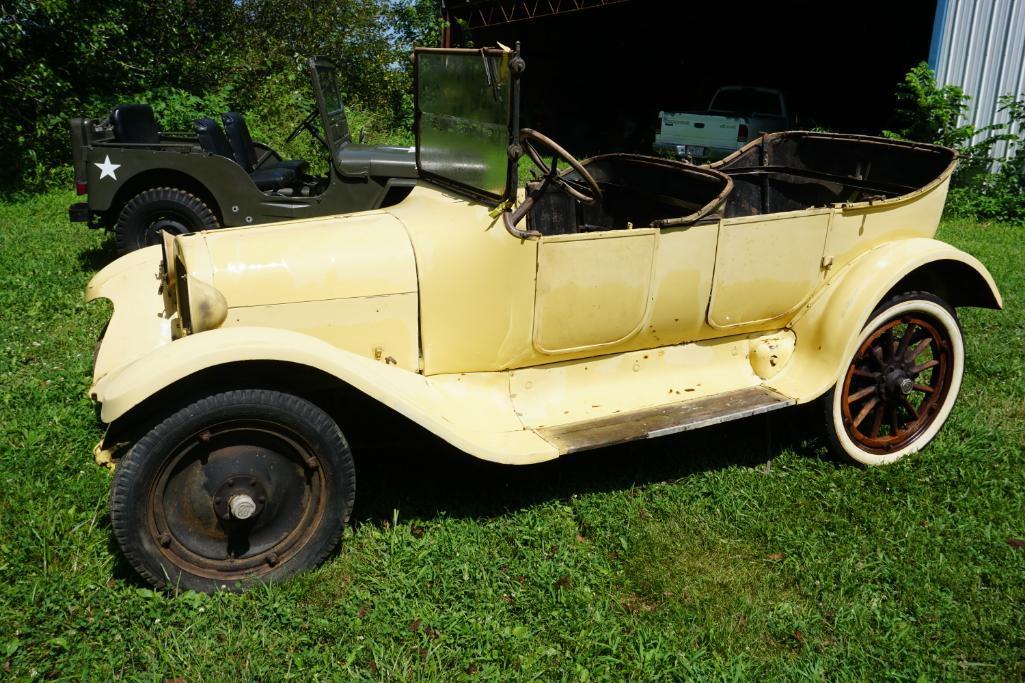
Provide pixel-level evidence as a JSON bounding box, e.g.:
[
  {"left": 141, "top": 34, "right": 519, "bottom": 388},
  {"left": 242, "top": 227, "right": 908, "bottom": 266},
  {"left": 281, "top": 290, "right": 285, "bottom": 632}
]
[
  {"left": 310, "top": 57, "right": 351, "bottom": 151},
  {"left": 414, "top": 47, "right": 518, "bottom": 202}
]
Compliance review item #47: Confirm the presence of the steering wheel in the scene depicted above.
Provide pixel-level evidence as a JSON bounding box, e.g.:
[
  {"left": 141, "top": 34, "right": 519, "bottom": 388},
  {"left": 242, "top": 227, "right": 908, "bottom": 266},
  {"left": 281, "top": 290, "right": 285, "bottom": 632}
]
[
  {"left": 520, "top": 128, "right": 602, "bottom": 205},
  {"left": 504, "top": 129, "right": 602, "bottom": 238},
  {"left": 285, "top": 108, "right": 329, "bottom": 150}
]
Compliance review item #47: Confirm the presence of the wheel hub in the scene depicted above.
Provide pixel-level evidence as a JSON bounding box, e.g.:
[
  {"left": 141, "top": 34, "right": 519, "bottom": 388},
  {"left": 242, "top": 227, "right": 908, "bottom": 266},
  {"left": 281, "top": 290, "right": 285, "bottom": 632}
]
[
  {"left": 146, "top": 217, "right": 189, "bottom": 245},
  {"left": 880, "top": 366, "right": 913, "bottom": 401},
  {"left": 212, "top": 475, "right": 266, "bottom": 521}
]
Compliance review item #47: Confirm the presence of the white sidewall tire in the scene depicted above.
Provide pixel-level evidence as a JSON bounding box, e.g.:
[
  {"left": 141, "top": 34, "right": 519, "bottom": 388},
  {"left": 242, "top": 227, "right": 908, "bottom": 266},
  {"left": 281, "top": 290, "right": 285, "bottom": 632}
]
[{"left": 830, "top": 298, "right": 964, "bottom": 466}]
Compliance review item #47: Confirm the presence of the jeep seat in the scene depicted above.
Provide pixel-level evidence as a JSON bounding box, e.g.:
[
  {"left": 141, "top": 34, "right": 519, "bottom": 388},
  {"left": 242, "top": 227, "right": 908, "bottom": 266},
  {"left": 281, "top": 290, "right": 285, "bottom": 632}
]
[
  {"left": 222, "top": 112, "right": 309, "bottom": 176},
  {"left": 195, "top": 117, "right": 298, "bottom": 191},
  {"left": 194, "top": 118, "right": 235, "bottom": 159},
  {"left": 111, "top": 104, "right": 160, "bottom": 144}
]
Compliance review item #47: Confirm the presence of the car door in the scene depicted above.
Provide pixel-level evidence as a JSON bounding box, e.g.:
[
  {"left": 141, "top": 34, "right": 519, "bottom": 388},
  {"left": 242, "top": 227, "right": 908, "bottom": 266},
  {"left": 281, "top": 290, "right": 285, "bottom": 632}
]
[
  {"left": 532, "top": 219, "right": 720, "bottom": 355},
  {"left": 706, "top": 210, "right": 830, "bottom": 329},
  {"left": 533, "top": 229, "right": 657, "bottom": 354}
]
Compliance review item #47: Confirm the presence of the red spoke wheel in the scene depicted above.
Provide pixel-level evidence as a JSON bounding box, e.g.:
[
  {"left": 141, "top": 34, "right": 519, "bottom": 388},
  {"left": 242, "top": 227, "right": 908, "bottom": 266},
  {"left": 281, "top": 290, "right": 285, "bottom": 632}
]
[
  {"left": 823, "top": 292, "right": 964, "bottom": 465},
  {"left": 111, "top": 389, "right": 354, "bottom": 592}
]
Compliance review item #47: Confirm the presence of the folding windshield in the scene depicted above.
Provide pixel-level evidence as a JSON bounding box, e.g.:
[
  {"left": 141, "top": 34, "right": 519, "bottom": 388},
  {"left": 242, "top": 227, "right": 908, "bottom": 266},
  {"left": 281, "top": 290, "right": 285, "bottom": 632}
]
[
  {"left": 415, "top": 47, "right": 518, "bottom": 201},
  {"left": 309, "top": 57, "right": 351, "bottom": 152}
]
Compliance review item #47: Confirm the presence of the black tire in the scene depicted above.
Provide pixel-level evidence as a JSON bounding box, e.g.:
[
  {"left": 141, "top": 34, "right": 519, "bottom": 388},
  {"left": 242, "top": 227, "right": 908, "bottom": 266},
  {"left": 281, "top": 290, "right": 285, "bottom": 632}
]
[
  {"left": 114, "top": 187, "right": 219, "bottom": 255},
  {"left": 110, "top": 389, "right": 354, "bottom": 592},
  {"left": 820, "top": 291, "right": 964, "bottom": 466}
]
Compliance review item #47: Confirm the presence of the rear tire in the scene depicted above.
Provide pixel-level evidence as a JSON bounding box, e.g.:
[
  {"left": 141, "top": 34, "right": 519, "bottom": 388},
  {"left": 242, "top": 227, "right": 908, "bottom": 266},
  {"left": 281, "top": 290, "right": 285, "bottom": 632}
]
[
  {"left": 821, "top": 291, "right": 964, "bottom": 466},
  {"left": 110, "top": 389, "right": 354, "bottom": 592},
  {"left": 114, "top": 187, "right": 219, "bottom": 255}
]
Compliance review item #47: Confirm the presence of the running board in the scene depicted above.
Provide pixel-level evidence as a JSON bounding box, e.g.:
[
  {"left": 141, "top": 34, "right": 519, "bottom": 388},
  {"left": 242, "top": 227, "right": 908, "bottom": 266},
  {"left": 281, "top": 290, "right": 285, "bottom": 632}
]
[{"left": 536, "top": 387, "right": 795, "bottom": 455}]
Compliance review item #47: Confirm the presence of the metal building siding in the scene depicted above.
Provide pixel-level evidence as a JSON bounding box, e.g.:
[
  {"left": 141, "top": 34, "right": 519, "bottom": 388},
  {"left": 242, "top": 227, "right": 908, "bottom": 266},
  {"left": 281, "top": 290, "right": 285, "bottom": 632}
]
[{"left": 931, "top": 0, "right": 1025, "bottom": 160}]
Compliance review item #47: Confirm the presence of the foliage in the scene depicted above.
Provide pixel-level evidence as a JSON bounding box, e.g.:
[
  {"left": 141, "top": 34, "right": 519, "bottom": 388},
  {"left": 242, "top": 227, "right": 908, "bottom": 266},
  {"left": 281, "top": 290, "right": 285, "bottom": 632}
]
[
  {"left": 1, "top": 191, "right": 1024, "bottom": 679},
  {"left": 885, "top": 63, "right": 1025, "bottom": 223},
  {"left": 883, "top": 62, "right": 1012, "bottom": 181},
  {"left": 946, "top": 95, "right": 1025, "bottom": 223},
  {"left": 0, "top": 0, "right": 442, "bottom": 191}
]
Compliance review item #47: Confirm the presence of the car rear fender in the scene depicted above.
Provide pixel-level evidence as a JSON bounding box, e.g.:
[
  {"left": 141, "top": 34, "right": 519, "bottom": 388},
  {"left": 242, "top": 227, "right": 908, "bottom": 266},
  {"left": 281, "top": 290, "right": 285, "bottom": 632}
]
[
  {"left": 92, "top": 326, "right": 557, "bottom": 465},
  {"left": 767, "top": 237, "right": 1001, "bottom": 402}
]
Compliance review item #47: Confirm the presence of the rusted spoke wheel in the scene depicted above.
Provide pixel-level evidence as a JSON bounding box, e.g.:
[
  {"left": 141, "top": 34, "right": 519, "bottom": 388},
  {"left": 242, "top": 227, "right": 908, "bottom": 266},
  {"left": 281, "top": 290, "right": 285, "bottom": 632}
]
[
  {"left": 823, "top": 292, "right": 964, "bottom": 465},
  {"left": 111, "top": 389, "right": 354, "bottom": 592}
]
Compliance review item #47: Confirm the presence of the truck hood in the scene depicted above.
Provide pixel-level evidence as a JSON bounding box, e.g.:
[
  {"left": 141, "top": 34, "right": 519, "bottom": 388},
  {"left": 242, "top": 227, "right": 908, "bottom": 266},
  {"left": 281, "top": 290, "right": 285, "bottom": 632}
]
[
  {"left": 334, "top": 143, "right": 418, "bottom": 179},
  {"left": 174, "top": 210, "right": 418, "bottom": 308}
]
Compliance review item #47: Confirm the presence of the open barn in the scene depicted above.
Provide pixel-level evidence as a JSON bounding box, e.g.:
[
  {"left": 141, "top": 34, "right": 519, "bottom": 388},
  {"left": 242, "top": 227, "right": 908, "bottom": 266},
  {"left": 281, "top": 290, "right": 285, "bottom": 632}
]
[{"left": 442, "top": 0, "right": 940, "bottom": 154}]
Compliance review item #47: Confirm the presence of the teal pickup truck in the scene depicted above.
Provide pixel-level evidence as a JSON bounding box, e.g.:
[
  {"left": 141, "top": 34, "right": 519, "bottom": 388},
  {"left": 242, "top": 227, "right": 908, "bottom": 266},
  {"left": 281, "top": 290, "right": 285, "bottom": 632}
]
[{"left": 654, "top": 86, "right": 791, "bottom": 162}]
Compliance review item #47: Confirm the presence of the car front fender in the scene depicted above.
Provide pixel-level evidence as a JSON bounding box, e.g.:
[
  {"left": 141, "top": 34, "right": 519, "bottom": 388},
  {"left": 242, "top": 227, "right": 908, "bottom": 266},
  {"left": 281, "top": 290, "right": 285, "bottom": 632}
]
[
  {"left": 768, "top": 237, "right": 1002, "bottom": 403},
  {"left": 92, "top": 325, "right": 558, "bottom": 465}
]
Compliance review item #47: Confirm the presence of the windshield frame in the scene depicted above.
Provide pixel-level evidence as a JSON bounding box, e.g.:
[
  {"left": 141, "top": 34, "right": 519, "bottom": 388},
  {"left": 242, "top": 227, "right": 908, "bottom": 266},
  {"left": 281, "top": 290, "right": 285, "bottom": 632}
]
[
  {"left": 308, "top": 56, "right": 352, "bottom": 154},
  {"left": 413, "top": 46, "right": 521, "bottom": 205}
]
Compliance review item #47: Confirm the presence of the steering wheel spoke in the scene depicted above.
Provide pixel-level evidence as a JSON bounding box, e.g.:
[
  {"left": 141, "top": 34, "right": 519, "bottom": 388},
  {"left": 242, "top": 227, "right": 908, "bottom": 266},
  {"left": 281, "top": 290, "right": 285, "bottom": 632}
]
[
  {"left": 504, "top": 128, "right": 602, "bottom": 235},
  {"left": 285, "top": 108, "right": 327, "bottom": 150},
  {"left": 519, "top": 128, "right": 601, "bottom": 203}
]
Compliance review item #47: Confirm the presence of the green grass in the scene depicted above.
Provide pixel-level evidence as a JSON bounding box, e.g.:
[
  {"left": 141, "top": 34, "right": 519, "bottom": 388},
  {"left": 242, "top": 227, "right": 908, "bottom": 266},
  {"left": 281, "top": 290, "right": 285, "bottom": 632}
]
[{"left": 1, "top": 191, "right": 1023, "bottom": 680}]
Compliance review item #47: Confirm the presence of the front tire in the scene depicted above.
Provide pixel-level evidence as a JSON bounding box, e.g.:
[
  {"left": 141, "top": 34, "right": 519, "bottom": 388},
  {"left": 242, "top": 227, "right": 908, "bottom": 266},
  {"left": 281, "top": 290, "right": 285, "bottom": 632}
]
[
  {"left": 822, "top": 292, "right": 964, "bottom": 466},
  {"left": 114, "top": 187, "right": 220, "bottom": 255},
  {"left": 110, "top": 389, "right": 354, "bottom": 592}
]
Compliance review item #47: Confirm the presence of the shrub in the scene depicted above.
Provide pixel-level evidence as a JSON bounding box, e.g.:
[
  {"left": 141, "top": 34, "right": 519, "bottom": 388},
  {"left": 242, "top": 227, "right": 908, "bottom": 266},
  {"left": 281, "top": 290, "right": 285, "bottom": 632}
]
[
  {"left": 885, "top": 63, "right": 1025, "bottom": 223},
  {"left": 946, "top": 95, "right": 1025, "bottom": 223},
  {"left": 0, "top": 0, "right": 441, "bottom": 192}
]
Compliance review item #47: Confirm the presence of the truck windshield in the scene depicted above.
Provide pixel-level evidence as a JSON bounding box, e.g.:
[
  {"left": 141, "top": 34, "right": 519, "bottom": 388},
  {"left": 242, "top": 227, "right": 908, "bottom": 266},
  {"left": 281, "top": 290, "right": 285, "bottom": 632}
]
[
  {"left": 309, "top": 58, "right": 351, "bottom": 152},
  {"left": 317, "top": 65, "right": 344, "bottom": 114},
  {"left": 416, "top": 49, "right": 513, "bottom": 200},
  {"left": 709, "top": 89, "right": 782, "bottom": 117}
]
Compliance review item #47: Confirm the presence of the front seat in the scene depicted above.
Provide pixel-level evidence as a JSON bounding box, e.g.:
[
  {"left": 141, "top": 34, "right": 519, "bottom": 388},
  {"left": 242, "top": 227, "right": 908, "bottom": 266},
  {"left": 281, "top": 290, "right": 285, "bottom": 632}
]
[
  {"left": 195, "top": 117, "right": 297, "bottom": 191},
  {"left": 111, "top": 104, "right": 160, "bottom": 144},
  {"left": 221, "top": 112, "right": 309, "bottom": 176}
]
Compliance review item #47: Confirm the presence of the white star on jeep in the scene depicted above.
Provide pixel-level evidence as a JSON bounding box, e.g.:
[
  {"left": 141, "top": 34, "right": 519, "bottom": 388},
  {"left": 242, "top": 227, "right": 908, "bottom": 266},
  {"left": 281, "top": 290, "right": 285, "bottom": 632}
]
[{"left": 95, "top": 155, "right": 120, "bottom": 180}]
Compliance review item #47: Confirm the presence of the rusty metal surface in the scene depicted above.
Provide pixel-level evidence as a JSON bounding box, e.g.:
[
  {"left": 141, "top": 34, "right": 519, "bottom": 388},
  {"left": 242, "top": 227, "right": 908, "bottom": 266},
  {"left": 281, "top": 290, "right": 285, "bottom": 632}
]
[
  {"left": 537, "top": 387, "right": 794, "bottom": 455},
  {"left": 150, "top": 420, "right": 325, "bottom": 580},
  {"left": 442, "top": 0, "right": 630, "bottom": 32}
]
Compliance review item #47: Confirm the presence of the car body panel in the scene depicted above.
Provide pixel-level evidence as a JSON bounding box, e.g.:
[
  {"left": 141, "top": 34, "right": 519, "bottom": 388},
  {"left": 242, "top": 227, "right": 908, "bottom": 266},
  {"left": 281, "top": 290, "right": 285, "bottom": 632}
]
[
  {"left": 533, "top": 229, "right": 657, "bottom": 353},
  {"left": 708, "top": 210, "right": 830, "bottom": 328},
  {"left": 198, "top": 211, "right": 417, "bottom": 306},
  {"left": 768, "top": 237, "right": 1001, "bottom": 404}
]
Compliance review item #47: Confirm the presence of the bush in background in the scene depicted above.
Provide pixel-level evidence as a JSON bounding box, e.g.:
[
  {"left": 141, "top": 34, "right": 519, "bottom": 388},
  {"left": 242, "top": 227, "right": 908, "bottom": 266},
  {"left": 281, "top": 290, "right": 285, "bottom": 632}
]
[
  {"left": 884, "top": 62, "right": 1025, "bottom": 223},
  {"left": 0, "top": 0, "right": 441, "bottom": 192},
  {"left": 945, "top": 95, "right": 1025, "bottom": 223}
]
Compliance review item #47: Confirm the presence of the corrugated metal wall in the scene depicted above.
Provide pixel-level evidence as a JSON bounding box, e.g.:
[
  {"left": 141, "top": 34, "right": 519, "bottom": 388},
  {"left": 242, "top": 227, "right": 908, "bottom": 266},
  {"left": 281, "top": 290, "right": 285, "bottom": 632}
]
[{"left": 930, "top": 0, "right": 1025, "bottom": 161}]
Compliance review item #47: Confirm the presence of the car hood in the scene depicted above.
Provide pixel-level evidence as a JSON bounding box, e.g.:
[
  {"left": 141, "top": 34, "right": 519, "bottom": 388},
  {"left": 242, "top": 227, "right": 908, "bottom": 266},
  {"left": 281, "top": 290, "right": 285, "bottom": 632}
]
[{"left": 174, "top": 210, "right": 418, "bottom": 308}]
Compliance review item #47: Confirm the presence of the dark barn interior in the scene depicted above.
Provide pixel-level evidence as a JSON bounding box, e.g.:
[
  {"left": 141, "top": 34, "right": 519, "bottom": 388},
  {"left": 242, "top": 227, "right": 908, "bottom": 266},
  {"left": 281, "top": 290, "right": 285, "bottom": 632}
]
[{"left": 442, "top": 0, "right": 939, "bottom": 155}]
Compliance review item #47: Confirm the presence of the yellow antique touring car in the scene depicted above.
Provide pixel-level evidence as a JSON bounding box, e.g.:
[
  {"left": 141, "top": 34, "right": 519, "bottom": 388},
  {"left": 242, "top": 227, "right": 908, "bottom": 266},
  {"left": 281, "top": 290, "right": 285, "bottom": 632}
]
[{"left": 86, "top": 45, "right": 1001, "bottom": 591}]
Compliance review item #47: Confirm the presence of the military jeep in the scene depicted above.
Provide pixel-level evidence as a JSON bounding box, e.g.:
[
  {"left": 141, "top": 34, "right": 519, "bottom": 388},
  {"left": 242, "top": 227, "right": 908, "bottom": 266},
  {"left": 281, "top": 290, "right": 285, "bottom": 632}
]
[
  {"left": 69, "top": 57, "right": 417, "bottom": 254},
  {"left": 86, "top": 44, "right": 1001, "bottom": 592}
]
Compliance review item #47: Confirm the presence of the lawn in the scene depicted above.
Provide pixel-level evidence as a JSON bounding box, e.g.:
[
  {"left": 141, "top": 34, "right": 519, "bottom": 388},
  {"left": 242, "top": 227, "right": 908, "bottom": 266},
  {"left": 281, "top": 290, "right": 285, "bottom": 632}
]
[{"left": 0, "top": 190, "right": 1022, "bottom": 681}]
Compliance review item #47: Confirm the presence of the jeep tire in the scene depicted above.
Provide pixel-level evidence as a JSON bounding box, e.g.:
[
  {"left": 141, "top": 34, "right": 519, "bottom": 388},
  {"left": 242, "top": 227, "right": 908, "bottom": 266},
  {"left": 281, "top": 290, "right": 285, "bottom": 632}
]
[{"left": 114, "top": 187, "right": 220, "bottom": 255}]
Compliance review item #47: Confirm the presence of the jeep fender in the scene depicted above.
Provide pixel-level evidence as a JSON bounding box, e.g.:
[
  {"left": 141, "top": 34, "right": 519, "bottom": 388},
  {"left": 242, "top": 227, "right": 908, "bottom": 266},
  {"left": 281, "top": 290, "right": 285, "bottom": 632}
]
[
  {"left": 768, "top": 237, "right": 1001, "bottom": 402},
  {"left": 92, "top": 326, "right": 558, "bottom": 465}
]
